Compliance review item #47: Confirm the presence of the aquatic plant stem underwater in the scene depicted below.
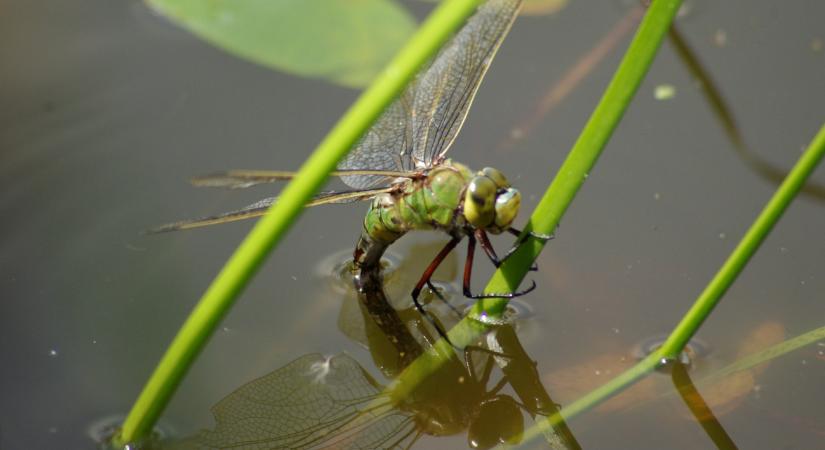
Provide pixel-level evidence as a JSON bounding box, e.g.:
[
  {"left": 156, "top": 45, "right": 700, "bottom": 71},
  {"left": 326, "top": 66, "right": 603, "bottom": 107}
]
[
  {"left": 516, "top": 123, "right": 825, "bottom": 447},
  {"left": 115, "top": 0, "right": 486, "bottom": 446}
]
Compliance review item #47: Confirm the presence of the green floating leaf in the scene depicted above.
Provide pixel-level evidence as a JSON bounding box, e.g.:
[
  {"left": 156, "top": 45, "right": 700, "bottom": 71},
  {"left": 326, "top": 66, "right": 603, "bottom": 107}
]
[{"left": 147, "top": 0, "right": 417, "bottom": 87}]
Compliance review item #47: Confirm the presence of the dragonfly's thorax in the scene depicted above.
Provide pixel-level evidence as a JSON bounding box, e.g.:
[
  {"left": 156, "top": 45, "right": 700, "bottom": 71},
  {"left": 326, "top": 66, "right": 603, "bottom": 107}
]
[
  {"left": 362, "top": 161, "right": 474, "bottom": 242},
  {"left": 354, "top": 161, "right": 521, "bottom": 271}
]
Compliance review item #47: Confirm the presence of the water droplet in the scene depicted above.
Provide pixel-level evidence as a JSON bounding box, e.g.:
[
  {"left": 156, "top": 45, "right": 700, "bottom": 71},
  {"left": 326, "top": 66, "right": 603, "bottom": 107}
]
[{"left": 48, "top": 349, "right": 58, "bottom": 357}]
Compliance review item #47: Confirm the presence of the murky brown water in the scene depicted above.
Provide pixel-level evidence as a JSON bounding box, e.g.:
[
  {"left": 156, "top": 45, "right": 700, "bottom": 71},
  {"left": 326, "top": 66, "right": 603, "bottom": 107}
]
[{"left": 1, "top": 1, "right": 824, "bottom": 448}]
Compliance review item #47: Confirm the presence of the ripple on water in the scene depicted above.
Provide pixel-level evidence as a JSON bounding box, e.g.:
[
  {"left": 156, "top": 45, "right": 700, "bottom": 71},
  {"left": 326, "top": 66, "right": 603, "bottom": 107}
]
[
  {"left": 314, "top": 248, "right": 402, "bottom": 294},
  {"left": 631, "top": 334, "right": 710, "bottom": 372}
]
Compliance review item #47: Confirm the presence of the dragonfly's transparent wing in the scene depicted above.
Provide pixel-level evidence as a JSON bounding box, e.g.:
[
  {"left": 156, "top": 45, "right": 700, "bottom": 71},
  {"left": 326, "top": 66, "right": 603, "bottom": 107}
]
[
  {"left": 190, "top": 169, "right": 418, "bottom": 189},
  {"left": 410, "top": 0, "right": 521, "bottom": 167},
  {"left": 146, "top": 187, "right": 393, "bottom": 233},
  {"left": 175, "top": 353, "right": 420, "bottom": 450},
  {"left": 338, "top": 89, "right": 417, "bottom": 190},
  {"left": 337, "top": 0, "right": 521, "bottom": 187}
]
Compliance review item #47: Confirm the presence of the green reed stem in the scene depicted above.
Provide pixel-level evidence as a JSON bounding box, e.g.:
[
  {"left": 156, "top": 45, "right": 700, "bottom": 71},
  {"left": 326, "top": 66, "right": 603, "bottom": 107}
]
[
  {"left": 657, "top": 123, "right": 825, "bottom": 358},
  {"left": 392, "top": 0, "right": 683, "bottom": 443},
  {"left": 473, "top": 0, "right": 683, "bottom": 319},
  {"left": 517, "top": 123, "right": 825, "bottom": 446},
  {"left": 114, "top": 1, "right": 484, "bottom": 446}
]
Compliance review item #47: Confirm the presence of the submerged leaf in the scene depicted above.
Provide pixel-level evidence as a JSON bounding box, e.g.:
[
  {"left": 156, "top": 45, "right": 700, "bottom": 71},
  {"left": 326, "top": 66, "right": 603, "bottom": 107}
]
[{"left": 146, "top": 0, "right": 417, "bottom": 87}]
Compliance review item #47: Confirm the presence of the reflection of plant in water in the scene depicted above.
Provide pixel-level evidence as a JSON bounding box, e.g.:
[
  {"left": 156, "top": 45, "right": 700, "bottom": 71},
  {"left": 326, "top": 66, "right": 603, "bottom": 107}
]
[
  {"left": 171, "top": 271, "right": 577, "bottom": 450},
  {"left": 545, "top": 321, "right": 785, "bottom": 417}
]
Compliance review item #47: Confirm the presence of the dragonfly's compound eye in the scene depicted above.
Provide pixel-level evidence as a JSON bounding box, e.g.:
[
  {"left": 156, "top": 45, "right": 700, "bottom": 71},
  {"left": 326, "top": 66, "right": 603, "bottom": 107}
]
[
  {"left": 480, "top": 167, "right": 510, "bottom": 189},
  {"left": 464, "top": 176, "right": 497, "bottom": 228},
  {"left": 494, "top": 188, "right": 520, "bottom": 230}
]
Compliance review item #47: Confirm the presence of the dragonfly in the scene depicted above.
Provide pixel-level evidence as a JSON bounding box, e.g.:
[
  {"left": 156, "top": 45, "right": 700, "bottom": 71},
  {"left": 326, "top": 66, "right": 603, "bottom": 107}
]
[{"left": 150, "top": 0, "right": 546, "bottom": 336}]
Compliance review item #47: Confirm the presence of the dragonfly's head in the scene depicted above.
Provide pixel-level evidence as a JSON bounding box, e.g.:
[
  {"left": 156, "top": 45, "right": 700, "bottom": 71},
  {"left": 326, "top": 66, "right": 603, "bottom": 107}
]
[{"left": 463, "top": 167, "right": 521, "bottom": 234}]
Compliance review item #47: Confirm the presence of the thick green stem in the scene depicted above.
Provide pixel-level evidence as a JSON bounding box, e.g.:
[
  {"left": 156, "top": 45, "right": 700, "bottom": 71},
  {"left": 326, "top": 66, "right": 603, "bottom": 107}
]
[
  {"left": 517, "top": 123, "right": 825, "bottom": 447},
  {"left": 472, "top": 0, "right": 683, "bottom": 319},
  {"left": 114, "top": 0, "right": 484, "bottom": 446},
  {"left": 392, "top": 0, "right": 684, "bottom": 444}
]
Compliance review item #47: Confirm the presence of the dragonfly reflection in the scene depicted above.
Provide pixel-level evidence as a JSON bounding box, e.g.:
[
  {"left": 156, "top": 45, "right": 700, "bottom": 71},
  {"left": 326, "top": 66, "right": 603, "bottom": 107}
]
[{"left": 170, "top": 263, "right": 577, "bottom": 450}]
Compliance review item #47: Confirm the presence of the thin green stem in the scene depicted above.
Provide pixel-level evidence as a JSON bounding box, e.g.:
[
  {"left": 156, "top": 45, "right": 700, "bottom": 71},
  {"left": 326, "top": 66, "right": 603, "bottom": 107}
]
[
  {"left": 517, "top": 123, "right": 825, "bottom": 447},
  {"left": 472, "top": 0, "right": 683, "bottom": 319},
  {"left": 658, "top": 122, "right": 825, "bottom": 357},
  {"left": 114, "top": 0, "right": 484, "bottom": 446}
]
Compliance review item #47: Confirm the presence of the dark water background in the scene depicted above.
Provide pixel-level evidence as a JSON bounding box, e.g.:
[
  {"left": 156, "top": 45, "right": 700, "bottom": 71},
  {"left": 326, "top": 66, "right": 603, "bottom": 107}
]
[{"left": 1, "top": 0, "right": 823, "bottom": 448}]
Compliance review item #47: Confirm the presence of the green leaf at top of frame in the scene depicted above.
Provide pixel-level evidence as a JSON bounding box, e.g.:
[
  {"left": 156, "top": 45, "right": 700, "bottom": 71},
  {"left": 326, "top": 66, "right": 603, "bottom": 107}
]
[{"left": 147, "top": 0, "right": 417, "bottom": 88}]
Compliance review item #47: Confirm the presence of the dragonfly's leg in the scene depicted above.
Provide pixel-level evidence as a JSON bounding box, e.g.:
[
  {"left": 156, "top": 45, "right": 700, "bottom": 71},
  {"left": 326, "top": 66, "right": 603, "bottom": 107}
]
[
  {"left": 465, "top": 279, "right": 538, "bottom": 300},
  {"left": 411, "top": 235, "right": 463, "bottom": 344},
  {"left": 463, "top": 344, "right": 496, "bottom": 386},
  {"left": 508, "top": 226, "right": 555, "bottom": 242},
  {"left": 462, "top": 233, "right": 479, "bottom": 298},
  {"left": 463, "top": 232, "right": 537, "bottom": 299},
  {"left": 499, "top": 226, "right": 556, "bottom": 270},
  {"left": 475, "top": 230, "right": 502, "bottom": 267},
  {"left": 425, "top": 279, "right": 462, "bottom": 317}
]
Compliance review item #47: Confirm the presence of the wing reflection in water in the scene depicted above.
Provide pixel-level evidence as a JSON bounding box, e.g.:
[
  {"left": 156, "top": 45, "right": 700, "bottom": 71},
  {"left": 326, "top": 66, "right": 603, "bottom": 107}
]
[
  {"left": 168, "top": 258, "right": 578, "bottom": 450},
  {"left": 171, "top": 352, "right": 420, "bottom": 449}
]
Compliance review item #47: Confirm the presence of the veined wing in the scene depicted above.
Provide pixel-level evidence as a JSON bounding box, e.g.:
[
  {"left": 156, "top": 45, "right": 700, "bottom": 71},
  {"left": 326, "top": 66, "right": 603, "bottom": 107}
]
[
  {"left": 190, "top": 169, "right": 419, "bottom": 189},
  {"left": 337, "top": 0, "right": 522, "bottom": 188},
  {"left": 176, "top": 353, "right": 421, "bottom": 450},
  {"left": 146, "top": 187, "right": 393, "bottom": 234},
  {"left": 410, "top": 0, "right": 521, "bottom": 167},
  {"left": 337, "top": 86, "right": 417, "bottom": 190}
]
